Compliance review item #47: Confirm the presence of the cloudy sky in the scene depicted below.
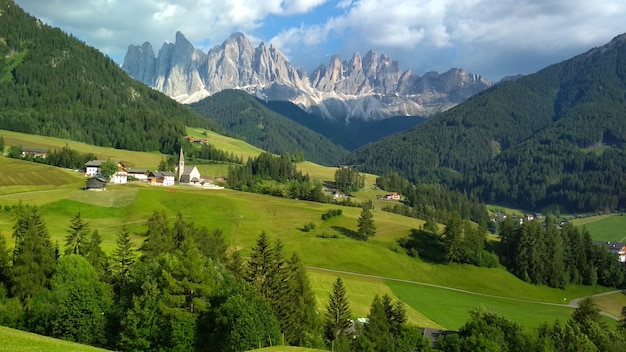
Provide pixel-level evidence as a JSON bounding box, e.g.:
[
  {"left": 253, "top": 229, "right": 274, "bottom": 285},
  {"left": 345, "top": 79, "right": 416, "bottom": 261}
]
[{"left": 14, "top": 0, "right": 626, "bottom": 81}]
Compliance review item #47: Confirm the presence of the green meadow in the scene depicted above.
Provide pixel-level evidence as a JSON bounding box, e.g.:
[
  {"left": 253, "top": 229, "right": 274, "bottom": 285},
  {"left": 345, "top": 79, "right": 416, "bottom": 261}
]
[
  {"left": 571, "top": 214, "right": 626, "bottom": 242},
  {"left": 0, "top": 326, "right": 111, "bottom": 352}
]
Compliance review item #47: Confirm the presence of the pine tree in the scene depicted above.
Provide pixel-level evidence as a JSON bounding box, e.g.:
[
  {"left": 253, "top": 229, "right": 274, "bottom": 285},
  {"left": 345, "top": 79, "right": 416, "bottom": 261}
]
[
  {"left": 0, "top": 231, "right": 11, "bottom": 289},
  {"left": 11, "top": 206, "right": 56, "bottom": 303},
  {"left": 287, "top": 252, "right": 319, "bottom": 345},
  {"left": 443, "top": 213, "right": 463, "bottom": 263},
  {"left": 64, "top": 211, "right": 90, "bottom": 256},
  {"left": 325, "top": 277, "right": 351, "bottom": 341},
  {"left": 357, "top": 201, "right": 376, "bottom": 240},
  {"left": 365, "top": 295, "right": 391, "bottom": 351},
  {"left": 246, "top": 232, "right": 274, "bottom": 297},
  {"left": 111, "top": 226, "right": 135, "bottom": 291},
  {"left": 140, "top": 210, "right": 174, "bottom": 262},
  {"left": 84, "top": 229, "right": 109, "bottom": 279}
]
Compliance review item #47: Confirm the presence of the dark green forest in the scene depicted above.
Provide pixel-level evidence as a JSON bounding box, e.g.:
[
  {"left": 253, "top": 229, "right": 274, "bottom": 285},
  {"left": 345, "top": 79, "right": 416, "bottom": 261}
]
[
  {"left": 189, "top": 89, "right": 348, "bottom": 165},
  {"left": 260, "top": 99, "right": 426, "bottom": 151},
  {"left": 0, "top": 0, "right": 219, "bottom": 154},
  {"left": 344, "top": 34, "right": 626, "bottom": 213}
]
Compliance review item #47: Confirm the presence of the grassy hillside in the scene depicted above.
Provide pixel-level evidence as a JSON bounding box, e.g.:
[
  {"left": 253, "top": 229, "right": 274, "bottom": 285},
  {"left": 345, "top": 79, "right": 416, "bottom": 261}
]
[
  {"left": 189, "top": 89, "right": 348, "bottom": 166},
  {"left": 571, "top": 214, "right": 626, "bottom": 242},
  {"left": 0, "top": 0, "right": 219, "bottom": 154},
  {"left": 0, "top": 326, "right": 110, "bottom": 352},
  {"left": 345, "top": 34, "right": 626, "bottom": 213}
]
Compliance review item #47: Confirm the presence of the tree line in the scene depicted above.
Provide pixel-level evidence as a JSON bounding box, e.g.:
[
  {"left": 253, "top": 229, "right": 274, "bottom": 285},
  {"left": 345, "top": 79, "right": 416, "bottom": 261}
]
[{"left": 497, "top": 216, "right": 625, "bottom": 288}]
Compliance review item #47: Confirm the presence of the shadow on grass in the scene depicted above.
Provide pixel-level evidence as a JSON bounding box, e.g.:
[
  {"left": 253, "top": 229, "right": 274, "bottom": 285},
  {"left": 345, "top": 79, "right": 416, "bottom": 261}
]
[
  {"left": 397, "top": 229, "right": 446, "bottom": 263},
  {"left": 331, "top": 225, "right": 362, "bottom": 240}
]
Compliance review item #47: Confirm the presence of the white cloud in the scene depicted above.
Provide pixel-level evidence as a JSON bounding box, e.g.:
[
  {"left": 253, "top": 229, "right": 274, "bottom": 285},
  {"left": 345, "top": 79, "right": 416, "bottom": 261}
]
[{"left": 13, "top": 0, "right": 626, "bottom": 80}]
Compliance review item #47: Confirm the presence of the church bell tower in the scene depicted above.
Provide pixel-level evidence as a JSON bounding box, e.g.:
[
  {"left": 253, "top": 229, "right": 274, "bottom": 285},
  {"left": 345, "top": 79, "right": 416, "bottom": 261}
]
[{"left": 177, "top": 147, "right": 184, "bottom": 182}]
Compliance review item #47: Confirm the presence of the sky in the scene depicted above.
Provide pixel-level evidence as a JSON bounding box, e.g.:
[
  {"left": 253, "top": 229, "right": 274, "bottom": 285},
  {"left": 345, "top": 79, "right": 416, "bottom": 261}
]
[{"left": 14, "top": 0, "right": 626, "bottom": 81}]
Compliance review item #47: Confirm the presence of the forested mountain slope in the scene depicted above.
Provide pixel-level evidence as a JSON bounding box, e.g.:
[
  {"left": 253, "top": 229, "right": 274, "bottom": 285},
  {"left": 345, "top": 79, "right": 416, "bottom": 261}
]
[
  {"left": 0, "top": 0, "right": 219, "bottom": 154},
  {"left": 189, "top": 89, "right": 348, "bottom": 165},
  {"left": 345, "top": 33, "right": 626, "bottom": 213}
]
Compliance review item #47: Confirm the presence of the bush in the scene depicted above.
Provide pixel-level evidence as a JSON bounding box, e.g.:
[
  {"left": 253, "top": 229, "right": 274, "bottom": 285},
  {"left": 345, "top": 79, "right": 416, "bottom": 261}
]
[{"left": 321, "top": 209, "right": 343, "bottom": 220}]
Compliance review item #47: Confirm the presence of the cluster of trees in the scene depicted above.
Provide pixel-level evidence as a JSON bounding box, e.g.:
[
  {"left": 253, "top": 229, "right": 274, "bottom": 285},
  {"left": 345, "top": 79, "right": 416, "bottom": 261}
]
[
  {"left": 377, "top": 172, "right": 490, "bottom": 225},
  {"left": 227, "top": 152, "right": 326, "bottom": 202},
  {"left": 439, "top": 298, "right": 626, "bottom": 351},
  {"left": 344, "top": 34, "right": 626, "bottom": 213},
  {"left": 179, "top": 139, "right": 244, "bottom": 166},
  {"left": 6, "top": 144, "right": 97, "bottom": 170},
  {"left": 324, "top": 278, "right": 431, "bottom": 352},
  {"left": 497, "top": 217, "right": 626, "bottom": 288},
  {"left": 397, "top": 214, "right": 497, "bottom": 268},
  {"left": 335, "top": 167, "right": 365, "bottom": 193},
  {"left": 189, "top": 89, "right": 348, "bottom": 165}
]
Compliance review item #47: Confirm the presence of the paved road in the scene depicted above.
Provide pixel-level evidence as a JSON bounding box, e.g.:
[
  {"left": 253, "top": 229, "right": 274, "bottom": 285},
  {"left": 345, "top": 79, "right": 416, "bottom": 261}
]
[{"left": 306, "top": 266, "right": 623, "bottom": 320}]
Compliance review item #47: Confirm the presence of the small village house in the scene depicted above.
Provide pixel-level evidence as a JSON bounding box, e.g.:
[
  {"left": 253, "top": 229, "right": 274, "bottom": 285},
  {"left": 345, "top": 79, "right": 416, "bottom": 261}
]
[
  {"left": 384, "top": 192, "right": 401, "bottom": 200},
  {"left": 21, "top": 147, "right": 48, "bottom": 159},
  {"left": 127, "top": 168, "right": 149, "bottom": 181},
  {"left": 148, "top": 171, "right": 175, "bottom": 186},
  {"left": 85, "top": 177, "right": 108, "bottom": 191},
  {"left": 84, "top": 160, "right": 128, "bottom": 184}
]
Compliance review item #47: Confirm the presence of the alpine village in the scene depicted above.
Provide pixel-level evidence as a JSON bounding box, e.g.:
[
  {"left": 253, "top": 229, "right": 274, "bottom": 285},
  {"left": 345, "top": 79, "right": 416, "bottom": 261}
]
[{"left": 2, "top": 1, "right": 626, "bottom": 351}]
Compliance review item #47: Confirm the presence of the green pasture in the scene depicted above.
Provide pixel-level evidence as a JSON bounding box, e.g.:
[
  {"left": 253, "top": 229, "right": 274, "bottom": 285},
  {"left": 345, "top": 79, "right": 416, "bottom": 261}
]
[
  {"left": 593, "top": 292, "right": 626, "bottom": 319},
  {"left": 0, "top": 326, "right": 111, "bottom": 352},
  {"left": 308, "top": 269, "right": 443, "bottom": 329},
  {"left": 186, "top": 127, "right": 264, "bottom": 160},
  {"left": 0, "top": 183, "right": 609, "bottom": 309},
  {"left": 387, "top": 280, "right": 575, "bottom": 330},
  {"left": 0, "top": 129, "right": 165, "bottom": 168},
  {"left": 0, "top": 156, "right": 85, "bottom": 193},
  {"left": 571, "top": 214, "right": 626, "bottom": 242}
]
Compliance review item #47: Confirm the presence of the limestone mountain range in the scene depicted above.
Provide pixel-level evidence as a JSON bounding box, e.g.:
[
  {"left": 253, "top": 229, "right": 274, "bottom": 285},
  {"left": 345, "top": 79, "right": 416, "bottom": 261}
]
[{"left": 123, "top": 31, "right": 493, "bottom": 120}]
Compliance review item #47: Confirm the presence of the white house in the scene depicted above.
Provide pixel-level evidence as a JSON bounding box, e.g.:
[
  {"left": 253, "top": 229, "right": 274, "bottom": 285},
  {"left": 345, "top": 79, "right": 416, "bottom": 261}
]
[
  {"left": 84, "top": 160, "right": 127, "bottom": 184},
  {"left": 148, "top": 171, "right": 175, "bottom": 186},
  {"left": 127, "top": 168, "right": 149, "bottom": 181}
]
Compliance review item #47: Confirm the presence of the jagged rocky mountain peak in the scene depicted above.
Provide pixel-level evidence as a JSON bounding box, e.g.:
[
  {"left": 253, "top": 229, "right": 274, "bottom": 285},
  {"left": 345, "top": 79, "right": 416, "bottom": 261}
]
[{"left": 122, "top": 31, "right": 493, "bottom": 120}]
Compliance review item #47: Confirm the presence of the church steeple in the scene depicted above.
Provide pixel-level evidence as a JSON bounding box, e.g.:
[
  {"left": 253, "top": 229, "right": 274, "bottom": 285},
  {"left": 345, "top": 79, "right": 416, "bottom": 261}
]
[{"left": 178, "top": 147, "right": 184, "bottom": 182}]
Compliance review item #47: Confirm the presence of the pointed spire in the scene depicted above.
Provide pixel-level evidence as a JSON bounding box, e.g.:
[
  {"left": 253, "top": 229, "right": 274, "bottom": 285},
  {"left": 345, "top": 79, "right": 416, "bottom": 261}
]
[{"left": 178, "top": 147, "right": 184, "bottom": 182}]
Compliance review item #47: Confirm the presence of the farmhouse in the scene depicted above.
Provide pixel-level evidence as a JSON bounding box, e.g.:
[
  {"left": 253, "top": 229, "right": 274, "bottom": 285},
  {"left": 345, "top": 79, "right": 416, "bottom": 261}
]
[
  {"left": 84, "top": 160, "right": 128, "bottom": 184},
  {"left": 85, "top": 177, "right": 108, "bottom": 191},
  {"left": 127, "top": 168, "right": 149, "bottom": 181},
  {"left": 594, "top": 241, "right": 626, "bottom": 263},
  {"left": 384, "top": 192, "right": 401, "bottom": 200},
  {"left": 21, "top": 147, "right": 48, "bottom": 159},
  {"left": 325, "top": 189, "right": 342, "bottom": 198},
  {"left": 148, "top": 171, "right": 175, "bottom": 186}
]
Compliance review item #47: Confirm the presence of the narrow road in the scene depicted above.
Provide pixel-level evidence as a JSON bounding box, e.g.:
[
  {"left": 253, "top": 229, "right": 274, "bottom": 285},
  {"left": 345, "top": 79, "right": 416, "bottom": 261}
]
[{"left": 306, "top": 266, "right": 623, "bottom": 320}]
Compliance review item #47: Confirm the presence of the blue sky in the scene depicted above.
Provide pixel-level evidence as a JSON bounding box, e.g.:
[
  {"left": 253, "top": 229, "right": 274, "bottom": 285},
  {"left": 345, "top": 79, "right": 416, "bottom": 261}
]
[{"left": 14, "top": 0, "right": 626, "bottom": 81}]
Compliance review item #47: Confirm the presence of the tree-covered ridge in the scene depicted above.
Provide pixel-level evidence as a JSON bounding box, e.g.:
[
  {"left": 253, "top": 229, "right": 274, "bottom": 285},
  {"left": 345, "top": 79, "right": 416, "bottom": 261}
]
[
  {"left": 0, "top": 0, "right": 220, "bottom": 154},
  {"left": 189, "top": 89, "right": 348, "bottom": 166},
  {"left": 345, "top": 34, "right": 626, "bottom": 212}
]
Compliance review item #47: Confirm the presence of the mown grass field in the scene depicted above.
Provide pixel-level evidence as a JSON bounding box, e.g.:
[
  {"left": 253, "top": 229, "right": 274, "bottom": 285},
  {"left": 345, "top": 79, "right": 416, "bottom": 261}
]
[
  {"left": 0, "top": 129, "right": 164, "bottom": 168},
  {"left": 0, "top": 326, "right": 111, "bottom": 352},
  {"left": 571, "top": 214, "right": 626, "bottom": 242}
]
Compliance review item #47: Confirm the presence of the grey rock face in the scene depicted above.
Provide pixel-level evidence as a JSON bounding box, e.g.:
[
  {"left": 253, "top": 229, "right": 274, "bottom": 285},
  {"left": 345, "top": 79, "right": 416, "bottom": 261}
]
[{"left": 122, "top": 32, "right": 492, "bottom": 120}]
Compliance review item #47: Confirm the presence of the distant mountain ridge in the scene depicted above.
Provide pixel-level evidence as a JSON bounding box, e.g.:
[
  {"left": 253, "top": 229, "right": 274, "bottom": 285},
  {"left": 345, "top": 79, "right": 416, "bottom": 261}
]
[{"left": 123, "top": 32, "right": 492, "bottom": 120}]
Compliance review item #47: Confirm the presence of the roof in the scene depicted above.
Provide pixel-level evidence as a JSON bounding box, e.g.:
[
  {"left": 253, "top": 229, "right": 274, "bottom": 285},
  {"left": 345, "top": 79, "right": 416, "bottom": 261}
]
[
  {"left": 149, "top": 171, "right": 175, "bottom": 178},
  {"left": 127, "top": 168, "right": 149, "bottom": 173},
  {"left": 181, "top": 165, "right": 198, "bottom": 176},
  {"left": 85, "top": 160, "right": 124, "bottom": 167},
  {"left": 21, "top": 147, "right": 48, "bottom": 153}
]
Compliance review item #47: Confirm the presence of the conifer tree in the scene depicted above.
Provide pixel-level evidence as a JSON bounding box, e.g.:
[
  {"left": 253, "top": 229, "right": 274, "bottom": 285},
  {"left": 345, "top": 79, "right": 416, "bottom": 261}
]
[
  {"left": 84, "top": 229, "right": 109, "bottom": 279},
  {"left": 246, "top": 232, "right": 274, "bottom": 297},
  {"left": 64, "top": 212, "right": 90, "bottom": 256},
  {"left": 325, "top": 277, "right": 351, "bottom": 341},
  {"left": 11, "top": 206, "right": 56, "bottom": 303},
  {"left": 443, "top": 213, "right": 463, "bottom": 263},
  {"left": 0, "top": 231, "right": 10, "bottom": 289},
  {"left": 357, "top": 201, "right": 376, "bottom": 240},
  {"left": 140, "top": 210, "right": 174, "bottom": 262},
  {"left": 287, "top": 252, "right": 319, "bottom": 345},
  {"left": 366, "top": 295, "right": 391, "bottom": 351},
  {"left": 111, "top": 226, "right": 135, "bottom": 291}
]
